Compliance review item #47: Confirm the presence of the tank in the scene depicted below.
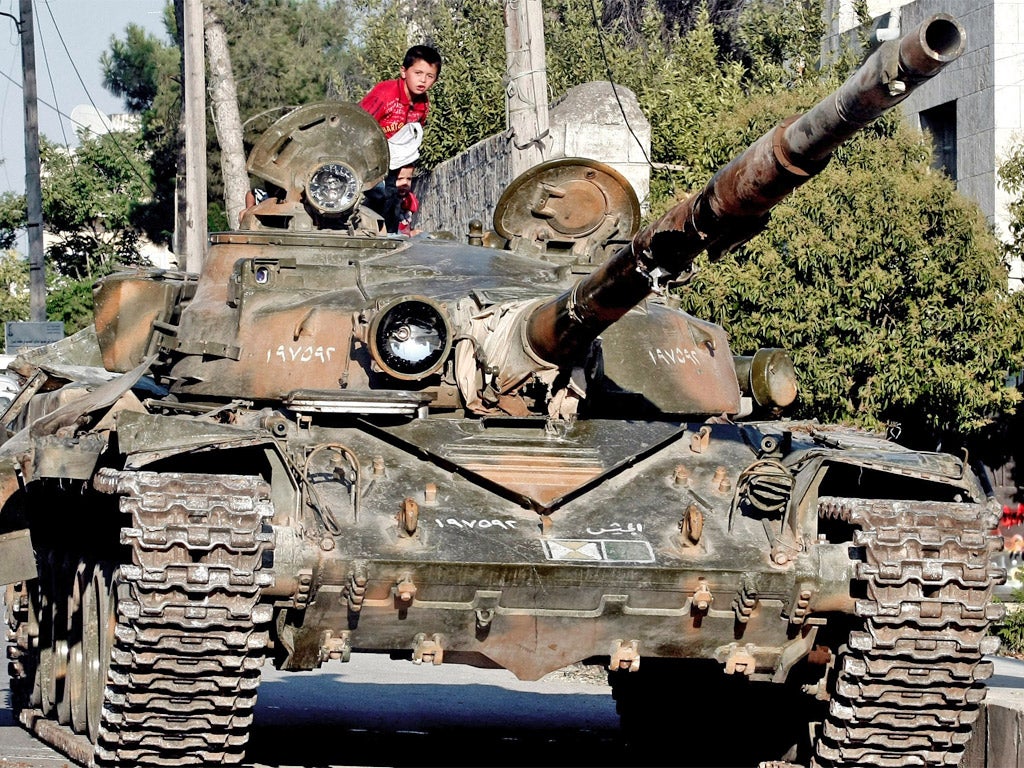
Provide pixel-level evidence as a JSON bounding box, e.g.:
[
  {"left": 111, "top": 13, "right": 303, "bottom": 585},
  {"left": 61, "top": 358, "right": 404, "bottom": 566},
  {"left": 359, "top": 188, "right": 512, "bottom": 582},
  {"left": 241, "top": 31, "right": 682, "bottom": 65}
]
[{"left": 0, "top": 12, "right": 1004, "bottom": 767}]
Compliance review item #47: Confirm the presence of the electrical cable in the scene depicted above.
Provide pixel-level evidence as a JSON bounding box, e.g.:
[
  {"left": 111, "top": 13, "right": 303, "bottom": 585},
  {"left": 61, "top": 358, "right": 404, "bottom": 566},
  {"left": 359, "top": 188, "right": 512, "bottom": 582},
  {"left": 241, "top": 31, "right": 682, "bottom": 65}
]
[
  {"left": 39, "top": 0, "right": 154, "bottom": 195},
  {"left": 33, "top": 1, "right": 73, "bottom": 166}
]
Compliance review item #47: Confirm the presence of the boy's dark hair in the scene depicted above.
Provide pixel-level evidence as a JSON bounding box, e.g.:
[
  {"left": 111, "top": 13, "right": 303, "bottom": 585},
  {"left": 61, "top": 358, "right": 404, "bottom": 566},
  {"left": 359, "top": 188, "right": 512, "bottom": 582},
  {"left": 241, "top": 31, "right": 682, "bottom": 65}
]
[{"left": 403, "top": 45, "right": 441, "bottom": 74}]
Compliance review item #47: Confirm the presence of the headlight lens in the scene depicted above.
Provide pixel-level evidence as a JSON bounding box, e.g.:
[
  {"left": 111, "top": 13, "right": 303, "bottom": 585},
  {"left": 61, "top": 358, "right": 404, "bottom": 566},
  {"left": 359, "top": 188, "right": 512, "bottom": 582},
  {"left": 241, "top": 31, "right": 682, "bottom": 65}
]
[
  {"left": 368, "top": 297, "right": 453, "bottom": 380},
  {"left": 306, "top": 161, "right": 359, "bottom": 215}
]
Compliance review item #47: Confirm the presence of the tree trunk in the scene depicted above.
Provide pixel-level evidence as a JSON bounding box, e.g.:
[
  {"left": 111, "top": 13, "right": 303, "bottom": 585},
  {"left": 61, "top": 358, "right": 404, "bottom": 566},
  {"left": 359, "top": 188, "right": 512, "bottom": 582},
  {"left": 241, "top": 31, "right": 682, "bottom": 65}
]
[{"left": 204, "top": 2, "right": 247, "bottom": 229}]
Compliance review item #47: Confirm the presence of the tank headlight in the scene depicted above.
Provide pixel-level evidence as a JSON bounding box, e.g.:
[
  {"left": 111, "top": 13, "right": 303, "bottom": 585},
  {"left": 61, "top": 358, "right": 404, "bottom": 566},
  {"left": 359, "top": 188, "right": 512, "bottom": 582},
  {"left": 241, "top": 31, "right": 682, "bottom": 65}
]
[
  {"left": 368, "top": 297, "right": 453, "bottom": 380},
  {"left": 306, "top": 161, "right": 360, "bottom": 215}
]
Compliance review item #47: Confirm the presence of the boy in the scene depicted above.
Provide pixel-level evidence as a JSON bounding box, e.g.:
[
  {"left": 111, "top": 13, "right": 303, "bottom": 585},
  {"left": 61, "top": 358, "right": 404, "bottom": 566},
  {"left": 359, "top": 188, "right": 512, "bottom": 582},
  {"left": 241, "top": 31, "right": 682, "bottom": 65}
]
[
  {"left": 394, "top": 164, "right": 420, "bottom": 235},
  {"left": 360, "top": 45, "right": 442, "bottom": 139},
  {"left": 364, "top": 125, "right": 422, "bottom": 234}
]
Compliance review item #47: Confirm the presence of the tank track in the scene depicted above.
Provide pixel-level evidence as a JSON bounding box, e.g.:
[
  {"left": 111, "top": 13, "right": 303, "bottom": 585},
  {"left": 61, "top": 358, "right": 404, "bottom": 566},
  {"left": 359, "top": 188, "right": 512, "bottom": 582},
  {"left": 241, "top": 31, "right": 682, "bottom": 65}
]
[
  {"left": 813, "top": 496, "right": 1005, "bottom": 767},
  {"left": 9, "top": 470, "right": 274, "bottom": 767}
]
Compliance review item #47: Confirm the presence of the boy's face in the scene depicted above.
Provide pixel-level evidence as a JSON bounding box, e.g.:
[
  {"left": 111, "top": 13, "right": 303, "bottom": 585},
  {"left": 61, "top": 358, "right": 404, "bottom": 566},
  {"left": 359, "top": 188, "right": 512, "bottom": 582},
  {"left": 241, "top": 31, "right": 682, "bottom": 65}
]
[
  {"left": 400, "top": 59, "right": 439, "bottom": 99},
  {"left": 395, "top": 166, "right": 415, "bottom": 194}
]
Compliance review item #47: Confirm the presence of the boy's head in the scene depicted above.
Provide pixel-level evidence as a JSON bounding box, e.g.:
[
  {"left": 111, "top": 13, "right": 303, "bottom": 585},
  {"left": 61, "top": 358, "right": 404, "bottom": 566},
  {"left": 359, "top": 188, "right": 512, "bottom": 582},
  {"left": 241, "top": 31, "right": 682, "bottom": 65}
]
[
  {"left": 400, "top": 45, "right": 441, "bottom": 100},
  {"left": 395, "top": 165, "right": 416, "bottom": 194}
]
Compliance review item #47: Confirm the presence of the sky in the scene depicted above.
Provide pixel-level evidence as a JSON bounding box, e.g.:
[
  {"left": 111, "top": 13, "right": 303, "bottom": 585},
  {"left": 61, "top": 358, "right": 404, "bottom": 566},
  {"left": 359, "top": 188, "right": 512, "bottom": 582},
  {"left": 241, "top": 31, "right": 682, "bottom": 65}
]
[{"left": 0, "top": 0, "right": 167, "bottom": 196}]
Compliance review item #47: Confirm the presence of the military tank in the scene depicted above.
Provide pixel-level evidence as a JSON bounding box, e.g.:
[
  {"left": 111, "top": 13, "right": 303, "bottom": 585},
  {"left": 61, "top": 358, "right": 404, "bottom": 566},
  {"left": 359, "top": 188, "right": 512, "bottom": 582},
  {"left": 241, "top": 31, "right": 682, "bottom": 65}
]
[{"left": 0, "top": 12, "right": 1004, "bottom": 767}]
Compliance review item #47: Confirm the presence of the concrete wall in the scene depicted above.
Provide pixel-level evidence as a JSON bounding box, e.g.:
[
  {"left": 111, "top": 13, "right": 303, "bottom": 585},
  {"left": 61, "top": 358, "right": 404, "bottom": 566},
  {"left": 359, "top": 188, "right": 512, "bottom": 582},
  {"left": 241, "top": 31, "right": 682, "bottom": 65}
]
[
  {"left": 416, "top": 81, "right": 650, "bottom": 236},
  {"left": 963, "top": 678, "right": 1024, "bottom": 767}
]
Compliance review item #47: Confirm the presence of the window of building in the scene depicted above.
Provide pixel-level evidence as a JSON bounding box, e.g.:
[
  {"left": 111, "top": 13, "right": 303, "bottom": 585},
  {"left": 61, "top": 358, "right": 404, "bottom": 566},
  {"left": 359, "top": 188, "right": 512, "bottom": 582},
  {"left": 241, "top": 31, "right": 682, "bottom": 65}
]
[{"left": 919, "top": 101, "right": 957, "bottom": 179}]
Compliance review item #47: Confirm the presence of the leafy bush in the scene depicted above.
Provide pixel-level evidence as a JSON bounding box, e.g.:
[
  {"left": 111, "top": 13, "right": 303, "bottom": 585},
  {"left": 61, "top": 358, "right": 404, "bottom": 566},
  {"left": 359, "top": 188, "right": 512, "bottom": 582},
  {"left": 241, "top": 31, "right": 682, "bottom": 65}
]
[{"left": 995, "top": 589, "right": 1024, "bottom": 656}]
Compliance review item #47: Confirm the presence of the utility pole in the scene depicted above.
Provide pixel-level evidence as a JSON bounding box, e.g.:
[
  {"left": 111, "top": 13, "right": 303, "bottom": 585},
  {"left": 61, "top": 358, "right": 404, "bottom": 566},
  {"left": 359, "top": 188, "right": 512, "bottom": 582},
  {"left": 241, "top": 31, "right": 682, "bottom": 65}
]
[
  {"left": 19, "top": 0, "right": 45, "bottom": 321},
  {"left": 180, "top": 0, "right": 207, "bottom": 273},
  {"left": 504, "top": 0, "right": 549, "bottom": 178}
]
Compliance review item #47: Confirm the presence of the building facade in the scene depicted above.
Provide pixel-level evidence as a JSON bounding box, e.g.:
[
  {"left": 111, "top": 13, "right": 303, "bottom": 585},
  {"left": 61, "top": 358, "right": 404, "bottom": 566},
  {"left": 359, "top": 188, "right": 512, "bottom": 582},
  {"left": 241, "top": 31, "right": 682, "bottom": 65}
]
[{"left": 824, "top": 0, "right": 1024, "bottom": 288}]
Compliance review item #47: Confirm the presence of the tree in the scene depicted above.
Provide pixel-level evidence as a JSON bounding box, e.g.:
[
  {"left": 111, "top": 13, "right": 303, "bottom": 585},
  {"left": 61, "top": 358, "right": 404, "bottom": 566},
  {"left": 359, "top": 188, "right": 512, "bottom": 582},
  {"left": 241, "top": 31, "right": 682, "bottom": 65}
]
[
  {"left": 37, "top": 128, "right": 154, "bottom": 334},
  {"left": 205, "top": 1, "right": 247, "bottom": 229},
  {"left": 101, "top": 22, "right": 168, "bottom": 112},
  {"left": 675, "top": 84, "right": 1024, "bottom": 447},
  {"left": 0, "top": 192, "right": 27, "bottom": 251},
  {"left": 40, "top": 131, "right": 151, "bottom": 282},
  {"left": 998, "top": 136, "right": 1024, "bottom": 272},
  {"left": 102, "top": 15, "right": 181, "bottom": 246},
  {"left": 0, "top": 250, "right": 29, "bottom": 328},
  {"left": 103, "top": 1, "right": 363, "bottom": 233}
]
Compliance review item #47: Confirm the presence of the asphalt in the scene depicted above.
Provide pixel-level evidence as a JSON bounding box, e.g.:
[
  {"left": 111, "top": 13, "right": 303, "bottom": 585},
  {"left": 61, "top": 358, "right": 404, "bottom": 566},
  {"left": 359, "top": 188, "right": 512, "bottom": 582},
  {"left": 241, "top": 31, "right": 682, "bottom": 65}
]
[{"left": 2, "top": 653, "right": 1024, "bottom": 767}]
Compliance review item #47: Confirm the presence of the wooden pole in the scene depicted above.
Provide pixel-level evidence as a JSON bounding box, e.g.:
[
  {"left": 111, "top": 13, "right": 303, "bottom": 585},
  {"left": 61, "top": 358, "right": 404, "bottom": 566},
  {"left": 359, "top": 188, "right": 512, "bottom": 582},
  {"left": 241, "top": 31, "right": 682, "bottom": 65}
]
[
  {"left": 19, "top": 0, "right": 44, "bottom": 321},
  {"left": 504, "top": 0, "right": 549, "bottom": 178}
]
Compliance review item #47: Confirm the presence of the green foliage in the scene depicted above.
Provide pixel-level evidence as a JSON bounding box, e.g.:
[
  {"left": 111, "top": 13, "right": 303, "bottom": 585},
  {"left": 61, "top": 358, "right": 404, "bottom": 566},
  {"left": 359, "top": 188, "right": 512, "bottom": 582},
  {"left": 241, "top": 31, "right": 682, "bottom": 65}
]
[
  {"left": 998, "top": 137, "right": 1024, "bottom": 269},
  {"left": 0, "top": 252, "right": 89, "bottom": 342},
  {"left": 353, "top": 0, "right": 418, "bottom": 90},
  {"left": 995, "top": 590, "right": 1024, "bottom": 656},
  {"left": 675, "top": 85, "right": 1024, "bottom": 442},
  {"left": 40, "top": 130, "right": 152, "bottom": 282},
  {"left": 45, "top": 276, "right": 96, "bottom": 336},
  {"left": 101, "top": 23, "right": 167, "bottom": 112},
  {"left": 545, "top": 0, "right": 633, "bottom": 95},
  {"left": 216, "top": 1, "right": 364, "bottom": 124},
  {"left": 632, "top": 6, "right": 747, "bottom": 206},
  {"left": 103, "top": 1, "right": 363, "bottom": 239},
  {"left": 418, "top": 0, "right": 506, "bottom": 166},
  {"left": 726, "top": 0, "right": 824, "bottom": 89},
  {"left": 101, "top": 12, "right": 180, "bottom": 246},
  {"left": 355, "top": 0, "right": 507, "bottom": 168},
  {"left": 0, "top": 192, "right": 27, "bottom": 251},
  {"left": 0, "top": 250, "right": 29, "bottom": 326}
]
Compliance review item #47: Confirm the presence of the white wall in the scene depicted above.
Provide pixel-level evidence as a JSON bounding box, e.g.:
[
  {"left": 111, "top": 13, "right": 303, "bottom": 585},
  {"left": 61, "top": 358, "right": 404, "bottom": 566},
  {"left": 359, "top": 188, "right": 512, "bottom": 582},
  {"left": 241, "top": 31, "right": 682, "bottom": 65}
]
[{"left": 824, "top": 0, "right": 1024, "bottom": 288}]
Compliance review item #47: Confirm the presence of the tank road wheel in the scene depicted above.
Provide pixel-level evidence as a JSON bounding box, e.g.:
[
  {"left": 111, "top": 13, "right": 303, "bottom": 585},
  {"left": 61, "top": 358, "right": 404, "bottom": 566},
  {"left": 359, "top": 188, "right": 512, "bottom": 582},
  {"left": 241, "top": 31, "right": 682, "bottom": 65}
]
[
  {"left": 83, "top": 561, "right": 116, "bottom": 743},
  {"left": 55, "top": 556, "right": 84, "bottom": 727},
  {"left": 65, "top": 559, "right": 94, "bottom": 734},
  {"left": 813, "top": 498, "right": 1004, "bottom": 767},
  {"left": 91, "top": 469, "right": 275, "bottom": 767},
  {"left": 37, "top": 554, "right": 63, "bottom": 719}
]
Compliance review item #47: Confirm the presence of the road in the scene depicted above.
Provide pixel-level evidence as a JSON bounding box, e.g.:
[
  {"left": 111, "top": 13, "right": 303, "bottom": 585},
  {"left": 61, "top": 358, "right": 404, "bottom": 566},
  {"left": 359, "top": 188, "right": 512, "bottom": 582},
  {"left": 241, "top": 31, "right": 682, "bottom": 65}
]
[
  {"left": 0, "top": 652, "right": 623, "bottom": 768},
  {"left": 4, "top": 653, "right": 1024, "bottom": 767}
]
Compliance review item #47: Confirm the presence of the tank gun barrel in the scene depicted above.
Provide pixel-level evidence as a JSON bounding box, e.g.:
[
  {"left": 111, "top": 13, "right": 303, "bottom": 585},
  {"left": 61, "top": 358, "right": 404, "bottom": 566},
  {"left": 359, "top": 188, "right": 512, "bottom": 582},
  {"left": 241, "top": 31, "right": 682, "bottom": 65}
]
[{"left": 525, "top": 13, "right": 966, "bottom": 367}]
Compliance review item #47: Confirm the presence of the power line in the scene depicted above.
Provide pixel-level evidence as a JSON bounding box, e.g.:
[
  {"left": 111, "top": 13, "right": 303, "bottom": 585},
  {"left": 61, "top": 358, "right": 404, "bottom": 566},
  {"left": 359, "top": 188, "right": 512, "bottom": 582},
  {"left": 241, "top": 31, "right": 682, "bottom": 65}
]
[
  {"left": 34, "top": 0, "right": 72, "bottom": 160},
  {"left": 0, "top": 64, "right": 154, "bottom": 197},
  {"left": 0, "top": 65, "right": 94, "bottom": 134},
  {"left": 39, "top": 0, "right": 153, "bottom": 195}
]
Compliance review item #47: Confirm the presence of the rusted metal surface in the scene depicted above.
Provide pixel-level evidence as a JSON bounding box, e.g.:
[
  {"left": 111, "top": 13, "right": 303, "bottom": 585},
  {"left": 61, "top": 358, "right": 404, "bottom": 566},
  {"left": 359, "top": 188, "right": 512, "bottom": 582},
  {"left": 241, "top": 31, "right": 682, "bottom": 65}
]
[
  {"left": 492, "top": 157, "right": 640, "bottom": 263},
  {"left": 92, "top": 273, "right": 187, "bottom": 372}
]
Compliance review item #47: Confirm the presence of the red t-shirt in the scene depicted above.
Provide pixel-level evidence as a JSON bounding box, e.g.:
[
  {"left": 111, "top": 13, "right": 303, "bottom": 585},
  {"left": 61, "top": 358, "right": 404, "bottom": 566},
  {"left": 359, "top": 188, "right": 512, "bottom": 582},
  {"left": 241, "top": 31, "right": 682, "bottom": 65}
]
[{"left": 359, "top": 79, "right": 430, "bottom": 138}]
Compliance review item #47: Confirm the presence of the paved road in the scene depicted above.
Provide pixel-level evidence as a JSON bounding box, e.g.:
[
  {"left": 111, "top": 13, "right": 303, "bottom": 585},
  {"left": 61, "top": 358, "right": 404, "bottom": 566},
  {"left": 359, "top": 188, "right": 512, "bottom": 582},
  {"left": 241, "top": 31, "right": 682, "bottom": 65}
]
[
  {"left": 0, "top": 652, "right": 622, "bottom": 768},
  {"left": 4, "top": 654, "right": 1024, "bottom": 767}
]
